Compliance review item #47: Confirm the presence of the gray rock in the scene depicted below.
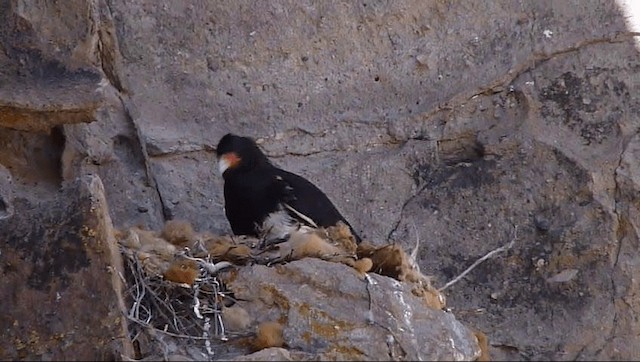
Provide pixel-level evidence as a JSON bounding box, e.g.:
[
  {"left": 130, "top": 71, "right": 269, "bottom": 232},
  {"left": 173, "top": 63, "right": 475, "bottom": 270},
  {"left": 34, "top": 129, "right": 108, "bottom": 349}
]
[
  {"left": 225, "top": 259, "right": 480, "bottom": 361},
  {"left": 229, "top": 347, "right": 293, "bottom": 361},
  {"left": 0, "top": 164, "right": 15, "bottom": 219},
  {"left": 1, "top": 0, "right": 640, "bottom": 360},
  {"left": 0, "top": 0, "right": 107, "bottom": 132}
]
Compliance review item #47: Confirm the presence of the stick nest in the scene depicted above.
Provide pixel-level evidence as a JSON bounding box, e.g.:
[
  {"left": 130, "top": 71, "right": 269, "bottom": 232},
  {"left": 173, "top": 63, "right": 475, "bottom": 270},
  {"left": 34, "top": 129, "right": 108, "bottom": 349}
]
[{"left": 116, "top": 219, "right": 443, "bottom": 360}]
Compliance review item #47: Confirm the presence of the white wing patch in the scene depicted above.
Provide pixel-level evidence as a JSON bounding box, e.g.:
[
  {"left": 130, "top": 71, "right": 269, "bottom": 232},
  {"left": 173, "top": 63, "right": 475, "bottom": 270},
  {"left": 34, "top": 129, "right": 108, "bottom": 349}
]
[
  {"left": 283, "top": 203, "right": 318, "bottom": 228},
  {"left": 259, "top": 209, "right": 314, "bottom": 245},
  {"left": 260, "top": 210, "right": 298, "bottom": 241}
]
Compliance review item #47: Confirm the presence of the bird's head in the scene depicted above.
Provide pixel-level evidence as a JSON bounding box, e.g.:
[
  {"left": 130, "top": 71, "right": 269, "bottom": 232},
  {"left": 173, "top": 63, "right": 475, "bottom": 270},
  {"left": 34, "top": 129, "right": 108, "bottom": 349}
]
[{"left": 216, "top": 133, "right": 271, "bottom": 176}]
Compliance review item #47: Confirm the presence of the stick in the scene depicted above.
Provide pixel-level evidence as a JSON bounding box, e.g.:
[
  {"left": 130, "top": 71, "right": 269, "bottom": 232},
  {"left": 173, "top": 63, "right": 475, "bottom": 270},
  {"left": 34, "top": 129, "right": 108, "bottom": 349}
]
[
  {"left": 125, "top": 315, "right": 209, "bottom": 340},
  {"left": 438, "top": 224, "right": 518, "bottom": 292}
]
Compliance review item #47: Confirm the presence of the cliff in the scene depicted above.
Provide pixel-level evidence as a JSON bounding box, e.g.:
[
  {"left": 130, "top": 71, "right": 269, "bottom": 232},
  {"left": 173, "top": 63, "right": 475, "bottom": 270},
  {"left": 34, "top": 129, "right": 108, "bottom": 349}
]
[{"left": 1, "top": 0, "right": 639, "bottom": 360}]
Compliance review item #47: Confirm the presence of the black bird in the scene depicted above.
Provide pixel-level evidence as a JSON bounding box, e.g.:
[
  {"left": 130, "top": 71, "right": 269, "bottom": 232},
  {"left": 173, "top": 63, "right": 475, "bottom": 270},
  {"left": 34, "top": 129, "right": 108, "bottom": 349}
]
[{"left": 215, "top": 133, "right": 361, "bottom": 245}]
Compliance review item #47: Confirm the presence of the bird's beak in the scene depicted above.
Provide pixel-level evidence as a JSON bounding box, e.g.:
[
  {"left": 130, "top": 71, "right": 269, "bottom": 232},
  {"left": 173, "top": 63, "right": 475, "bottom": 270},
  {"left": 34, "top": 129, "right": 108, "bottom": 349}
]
[{"left": 218, "top": 152, "right": 241, "bottom": 175}]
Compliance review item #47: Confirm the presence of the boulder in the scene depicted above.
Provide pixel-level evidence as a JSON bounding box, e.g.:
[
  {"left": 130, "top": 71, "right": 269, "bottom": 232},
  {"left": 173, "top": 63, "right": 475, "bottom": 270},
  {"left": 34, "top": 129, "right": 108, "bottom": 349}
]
[
  {"left": 223, "top": 258, "right": 479, "bottom": 360},
  {"left": 0, "top": 175, "right": 132, "bottom": 360}
]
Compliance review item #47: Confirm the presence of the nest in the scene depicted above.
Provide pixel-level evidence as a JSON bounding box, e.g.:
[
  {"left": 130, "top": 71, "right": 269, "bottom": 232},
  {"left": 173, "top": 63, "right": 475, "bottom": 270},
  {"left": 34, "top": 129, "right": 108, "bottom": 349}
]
[
  {"left": 116, "top": 219, "right": 444, "bottom": 360},
  {"left": 116, "top": 219, "right": 259, "bottom": 360},
  {"left": 119, "top": 243, "right": 238, "bottom": 359}
]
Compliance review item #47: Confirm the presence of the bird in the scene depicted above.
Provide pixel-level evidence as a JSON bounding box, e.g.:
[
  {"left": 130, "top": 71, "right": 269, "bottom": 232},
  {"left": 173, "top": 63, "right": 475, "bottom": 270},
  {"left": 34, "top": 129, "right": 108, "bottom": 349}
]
[{"left": 215, "top": 133, "right": 361, "bottom": 247}]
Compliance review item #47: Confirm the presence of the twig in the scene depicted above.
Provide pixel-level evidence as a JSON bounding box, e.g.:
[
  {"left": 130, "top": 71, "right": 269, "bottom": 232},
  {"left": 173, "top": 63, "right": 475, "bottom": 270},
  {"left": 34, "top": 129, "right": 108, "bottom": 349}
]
[
  {"left": 118, "top": 232, "right": 240, "bottom": 361},
  {"left": 210, "top": 278, "right": 227, "bottom": 341},
  {"left": 177, "top": 252, "right": 234, "bottom": 275},
  {"left": 438, "top": 224, "right": 518, "bottom": 292},
  {"left": 132, "top": 255, "right": 185, "bottom": 332},
  {"left": 203, "top": 317, "right": 215, "bottom": 356},
  {"left": 409, "top": 221, "right": 420, "bottom": 263},
  {"left": 125, "top": 314, "right": 209, "bottom": 340},
  {"left": 407, "top": 220, "right": 422, "bottom": 275}
]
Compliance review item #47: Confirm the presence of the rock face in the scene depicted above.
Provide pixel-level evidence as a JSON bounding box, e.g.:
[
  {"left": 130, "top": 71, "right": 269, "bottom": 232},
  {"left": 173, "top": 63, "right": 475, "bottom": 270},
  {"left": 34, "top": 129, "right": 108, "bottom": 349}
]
[
  {"left": 0, "top": 175, "right": 132, "bottom": 360},
  {"left": 1, "top": 0, "right": 640, "bottom": 360},
  {"left": 225, "top": 258, "right": 479, "bottom": 361}
]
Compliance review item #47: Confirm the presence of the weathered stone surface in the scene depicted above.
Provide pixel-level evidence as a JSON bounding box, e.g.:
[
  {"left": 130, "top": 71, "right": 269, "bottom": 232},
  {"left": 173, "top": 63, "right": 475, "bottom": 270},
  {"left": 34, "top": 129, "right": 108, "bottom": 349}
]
[
  {"left": 386, "top": 39, "right": 640, "bottom": 360},
  {"left": 0, "top": 175, "right": 132, "bottom": 360},
  {"left": 230, "top": 347, "right": 324, "bottom": 361},
  {"left": 0, "top": 126, "right": 66, "bottom": 208},
  {"left": 230, "top": 347, "right": 294, "bottom": 361},
  {"left": 61, "top": 95, "right": 167, "bottom": 230},
  {"left": 1, "top": 0, "right": 640, "bottom": 360},
  {"left": 0, "top": 163, "right": 15, "bottom": 219},
  {"left": 222, "top": 259, "right": 480, "bottom": 361},
  {"left": 0, "top": 0, "right": 107, "bottom": 132}
]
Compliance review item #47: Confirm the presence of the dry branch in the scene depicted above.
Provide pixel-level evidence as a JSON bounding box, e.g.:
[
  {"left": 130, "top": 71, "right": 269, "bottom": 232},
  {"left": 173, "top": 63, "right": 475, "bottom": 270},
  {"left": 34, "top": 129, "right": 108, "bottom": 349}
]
[{"left": 438, "top": 224, "right": 518, "bottom": 292}]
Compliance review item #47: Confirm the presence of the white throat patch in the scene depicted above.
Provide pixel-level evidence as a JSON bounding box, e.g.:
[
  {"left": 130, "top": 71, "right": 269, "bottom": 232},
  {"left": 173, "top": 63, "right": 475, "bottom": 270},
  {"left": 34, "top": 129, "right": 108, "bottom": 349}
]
[{"left": 218, "top": 158, "right": 231, "bottom": 175}]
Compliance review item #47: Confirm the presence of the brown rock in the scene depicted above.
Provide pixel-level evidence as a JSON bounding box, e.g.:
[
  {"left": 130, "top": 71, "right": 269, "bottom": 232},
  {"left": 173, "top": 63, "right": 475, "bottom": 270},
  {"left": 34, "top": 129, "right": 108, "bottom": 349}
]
[
  {"left": 0, "top": 175, "right": 132, "bottom": 360},
  {"left": 0, "top": 1, "right": 107, "bottom": 132}
]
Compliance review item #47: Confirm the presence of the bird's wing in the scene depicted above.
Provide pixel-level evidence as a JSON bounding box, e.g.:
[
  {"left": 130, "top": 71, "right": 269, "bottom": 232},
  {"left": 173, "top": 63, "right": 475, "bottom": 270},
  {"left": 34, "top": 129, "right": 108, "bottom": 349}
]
[
  {"left": 264, "top": 172, "right": 319, "bottom": 228},
  {"left": 263, "top": 168, "right": 362, "bottom": 243},
  {"left": 266, "top": 174, "right": 296, "bottom": 204},
  {"left": 274, "top": 169, "right": 346, "bottom": 228}
]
